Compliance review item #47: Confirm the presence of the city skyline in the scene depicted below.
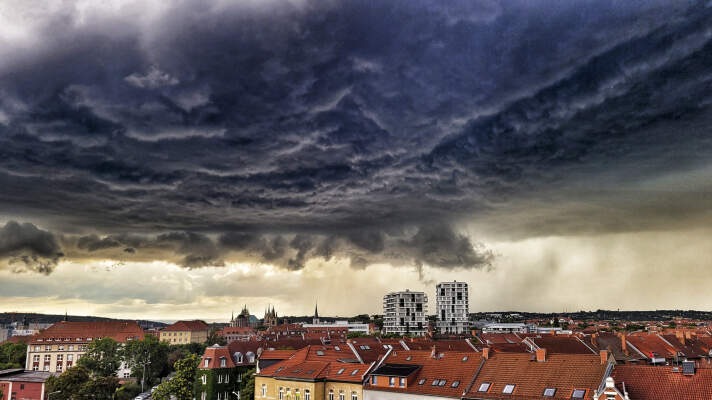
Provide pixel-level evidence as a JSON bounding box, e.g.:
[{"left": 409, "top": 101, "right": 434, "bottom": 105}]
[{"left": 3, "top": 1, "right": 712, "bottom": 320}]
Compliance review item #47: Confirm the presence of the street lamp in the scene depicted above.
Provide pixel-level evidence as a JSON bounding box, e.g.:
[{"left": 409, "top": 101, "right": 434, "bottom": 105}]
[{"left": 47, "top": 390, "right": 61, "bottom": 399}]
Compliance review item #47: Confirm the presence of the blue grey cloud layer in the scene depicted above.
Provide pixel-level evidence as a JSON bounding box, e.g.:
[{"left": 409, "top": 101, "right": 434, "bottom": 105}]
[{"left": 1, "top": 0, "right": 711, "bottom": 273}]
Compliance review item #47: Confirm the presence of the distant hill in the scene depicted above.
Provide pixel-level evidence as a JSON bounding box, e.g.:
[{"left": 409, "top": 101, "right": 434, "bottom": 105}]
[{"left": 0, "top": 312, "right": 167, "bottom": 329}]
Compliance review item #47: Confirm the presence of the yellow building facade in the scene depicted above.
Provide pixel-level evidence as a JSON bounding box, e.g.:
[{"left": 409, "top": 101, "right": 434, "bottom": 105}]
[{"left": 255, "top": 376, "right": 363, "bottom": 400}]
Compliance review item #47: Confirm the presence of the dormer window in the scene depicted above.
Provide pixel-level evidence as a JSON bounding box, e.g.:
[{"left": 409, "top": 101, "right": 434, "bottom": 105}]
[
  {"left": 204, "top": 359, "right": 210, "bottom": 368},
  {"left": 502, "top": 384, "right": 515, "bottom": 394},
  {"left": 389, "top": 377, "right": 395, "bottom": 387},
  {"left": 220, "top": 357, "right": 226, "bottom": 367}
]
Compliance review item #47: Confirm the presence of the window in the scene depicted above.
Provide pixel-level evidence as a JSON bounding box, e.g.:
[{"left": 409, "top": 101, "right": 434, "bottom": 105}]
[
  {"left": 431, "top": 380, "right": 440, "bottom": 386},
  {"left": 44, "top": 355, "right": 51, "bottom": 362},
  {"left": 44, "top": 365, "right": 50, "bottom": 372},
  {"left": 69, "top": 345, "right": 74, "bottom": 351},
  {"left": 351, "top": 392, "right": 357, "bottom": 400},
  {"left": 279, "top": 388, "right": 284, "bottom": 400},
  {"left": 217, "top": 393, "right": 222, "bottom": 400},
  {"left": 389, "top": 377, "right": 395, "bottom": 387},
  {"left": 478, "top": 383, "right": 491, "bottom": 392},
  {"left": 316, "top": 351, "right": 325, "bottom": 356},
  {"left": 438, "top": 380, "right": 446, "bottom": 387},
  {"left": 58, "top": 345, "right": 64, "bottom": 350},
  {"left": 56, "top": 364, "right": 63, "bottom": 372},
  {"left": 201, "top": 392, "right": 207, "bottom": 400},
  {"left": 305, "top": 390, "right": 310, "bottom": 400},
  {"left": 218, "top": 374, "right": 223, "bottom": 383},
  {"left": 202, "top": 375, "right": 207, "bottom": 385},
  {"left": 418, "top": 379, "right": 426, "bottom": 385},
  {"left": 337, "top": 368, "right": 345, "bottom": 375},
  {"left": 371, "top": 376, "right": 377, "bottom": 385},
  {"left": 351, "top": 369, "right": 359, "bottom": 376},
  {"left": 339, "top": 391, "right": 344, "bottom": 400},
  {"left": 226, "top": 374, "right": 229, "bottom": 383},
  {"left": 328, "top": 390, "right": 333, "bottom": 400},
  {"left": 220, "top": 358, "right": 227, "bottom": 367},
  {"left": 502, "top": 384, "right": 515, "bottom": 394},
  {"left": 405, "top": 356, "right": 412, "bottom": 361},
  {"left": 45, "top": 345, "right": 51, "bottom": 351},
  {"left": 399, "top": 377, "right": 405, "bottom": 387},
  {"left": 57, "top": 355, "right": 63, "bottom": 362},
  {"left": 67, "top": 355, "right": 73, "bottom": 361},
  {"left": 33, "top": 355, "right": 40, "bottom": 362},
  {"left": 462, "top": 356, "right": 468, "bottom": 362},
  {"left": 262, "top": 384, "right": 267, "bottom": 398},
  {"left": 572, "top": 389, "right": 586, "bottom": 399},
  {"left": 205, "top": 359, "right": 210, "bottom": 368},
  {"left": 32, "top": 365, "right": 39, "bottom": 371},
  {"left": 295, "top": 389, "right": 300, "bottom": 400},
  {"left": 451, "top": 381, "right": 460, "bottom": 388},
  {"left": 543, "top": 388, "right": 556, "bottom": 397},
  {"left": 334, "top": 346, "right": 341, "bottom": 351}
]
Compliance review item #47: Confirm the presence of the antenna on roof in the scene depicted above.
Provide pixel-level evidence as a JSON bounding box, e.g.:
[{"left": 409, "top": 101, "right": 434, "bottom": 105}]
[{"left": 64, "top": 310, "right": 68, "bottom": 322}]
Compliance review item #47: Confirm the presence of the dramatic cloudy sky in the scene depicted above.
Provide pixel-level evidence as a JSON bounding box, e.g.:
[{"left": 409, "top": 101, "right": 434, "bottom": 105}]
[{"left": 2, "top": 0, "right": 712, "bottom": 321}]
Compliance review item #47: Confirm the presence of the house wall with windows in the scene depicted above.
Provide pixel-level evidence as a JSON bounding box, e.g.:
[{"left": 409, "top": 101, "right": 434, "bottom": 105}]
[
  {"left": 363, "top": 388, "right": 450, "bottom": 400},
  {"left": 254, "top": 377, "right": 325, "bottom": 400},
  {"left": 324, "top": 381, "right": 363, "bottom": 400}
]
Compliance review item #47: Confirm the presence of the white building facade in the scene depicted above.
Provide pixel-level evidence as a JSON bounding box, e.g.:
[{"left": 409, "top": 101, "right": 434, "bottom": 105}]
[
  {"left": 382, "top": 290, "right": 428, "bottom": 336},
  {"left": 435, "top": 281, "right": 469, "bottom": 334}
]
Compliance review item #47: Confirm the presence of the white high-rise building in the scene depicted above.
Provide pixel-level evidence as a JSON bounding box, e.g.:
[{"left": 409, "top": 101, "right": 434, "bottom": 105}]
[
  {"left": 382, "top": 290, "right": 428, "bottom": 336},
  {"left": 436, "top": 281, "right": 469, "bottom": 334}
]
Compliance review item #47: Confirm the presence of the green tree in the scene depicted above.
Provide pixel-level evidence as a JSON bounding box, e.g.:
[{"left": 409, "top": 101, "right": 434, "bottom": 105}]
[
  {"left": 152, "top": 353, "right": 200, "bottom": 400},
  {"left": 77, "top": 375, "right": 120, "bottom": 399},
  {"left": 0, "top": 342, "right": 27, "bottom": 369},
  {"left": 123, "top": 335, "right": 171, "bottom": 389},
  {"left": 206, "top": 327, "right": 227, "bottom": 346},
  {"left": 78, "top": 338, "right": 123, "bottom": 377},
  {"left": 115, "top": 382, "right": 142, "bottom": 400},
  {"left": 346, "top": 332, "right": 366, "bottom": 339},
  {"left": 239, "top": 368, "right": 256, "bottom": 400},
  {"left": 45, "top": 365, "right": 92, "bottom": 400}
]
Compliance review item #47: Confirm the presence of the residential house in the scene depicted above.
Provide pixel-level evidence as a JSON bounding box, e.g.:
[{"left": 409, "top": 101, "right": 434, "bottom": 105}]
[
  {"left": 24, "top": 321, "right": 144, "bottom": 376},
  {"left": 159, "top": 320, "right": 209, "bottom": 344},
  {"left": 0, "top": 369, "right": 54, "bottom": 400}
]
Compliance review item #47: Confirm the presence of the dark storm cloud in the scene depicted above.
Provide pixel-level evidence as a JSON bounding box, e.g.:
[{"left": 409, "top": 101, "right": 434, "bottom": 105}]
[
  {"left": 2, "top": 0, "right": 712, "bottom": 272},
  {"left": 0, "top": 221, "right": 63, "bottom": 274}
]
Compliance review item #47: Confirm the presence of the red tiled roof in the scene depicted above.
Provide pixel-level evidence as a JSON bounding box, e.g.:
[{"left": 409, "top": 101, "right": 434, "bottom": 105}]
[
  {"left": 403, "top": 339, "right": 479, "bottom": 353},
  {"left": 201, "top": 345, "right": 236, "bottom": 369},
  {"left": 625, "top": 334, "right": 676, "bottom": 359},
  {"left": 479, "top": 333, "right": 522, "bottom": 345},
  {"left": 525, "top": 336, "right": 597, "bottom": 355},
  {"left": 366, "top": 350, "right": 484, "bottom": 399},
  {"left": 29, "top": 321, "right": 144, "bottom": 344},
  {"left": 465, "top": 353, "right": 608, "bottom": 400},
  {"left": 612, "top": 364, "right": 712, "bottom": 400},
  {"left": 259, "top": 349, "right": 300, "bottom": 360},
  {"left": 325, "top": 362, "right": 373, "bottom": 383},
  {"left": 162, "top": 320, "right": 209, "bottom": 332},
  {"left": 220, "top": 327, "right": 255, "bottom": 336}
]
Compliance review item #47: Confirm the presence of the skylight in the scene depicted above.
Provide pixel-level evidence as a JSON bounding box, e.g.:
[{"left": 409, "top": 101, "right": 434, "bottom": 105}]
[
  {"left": 571, "top": 389, "right": 586, "bottom": 399},
  {"left": 406, "top": 356, "right": 412, "bottom": 361},
  {"left": 502, "top": 384, "right": 515, "bottom": 394},
  {"left": 462, "top": 356, "right": 468, "bottom": 362},
  {"left": 276, "top": 367, "right": 283, "bottom": 372},
  {"left": 305, "top": 370, "right": 315, "bottom": 374},
  {"left": 350, "top": 369, "right": 359, "bottom": 376},
  {"left": 543, "top": 388, "right": 556, "bottom": 397},
  {"left": 418, "top": 379, "right": 426, "bottom": 385},
  {"left": 431, "top": 380, "right": 440, "bottom": 386},
  {"left": 438, "top": 380, "right": 446, "bottom": 387},
  {"left": 451, "top": 381, "right": 460, "bottom": 388},
  {"left": 337, "top": 368, "right": 345, "bottom": 375},
  {"left": 478, "top": 383, "right": 490, "bottom": 392},
  {"left": 334, "top": 346, "right": 341, "bottom": 351},
  {"left": 316, "top": 351, "right": 325, "bottom": 356}
]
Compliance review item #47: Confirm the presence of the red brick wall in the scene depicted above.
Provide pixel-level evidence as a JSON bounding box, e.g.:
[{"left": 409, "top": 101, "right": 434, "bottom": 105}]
[{"left": 0, "top": 381, "right": 45, "bottom": 400}]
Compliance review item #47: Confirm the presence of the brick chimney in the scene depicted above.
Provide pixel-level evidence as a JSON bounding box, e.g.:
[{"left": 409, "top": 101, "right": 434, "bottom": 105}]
[
  {"left": 619, "top": 333, "right": 628, "bottom": 355},
  {"left": 591, "top": 333, "right": 598, "bottom": 347},
  {"left": 482, "top": 347, "right": 490, "bottom": 360},
  {"left": 600, "top": 350, "right": 608, "bottom": 365},
  {"left": 536, "top": 348, "right": 547, "bottom": 362},
  {"left": 676, "top": 330, "right": 686, "bottom": 346}
]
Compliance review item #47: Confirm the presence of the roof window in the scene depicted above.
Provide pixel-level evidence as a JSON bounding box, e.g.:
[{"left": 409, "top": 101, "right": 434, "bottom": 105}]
[
  {"left": 543, "top": 388, "right": 556, "bottom": 397},
  {"left": 451, "top": 381, "right": 460, "bottom": 388},
  {"left": 350, "top": 369, "right": 359, "bottom": 376},
  {"left": 438, "top": 380, "right": 446, "bottom": 387},
  {"left": 337, "top": 368, "right": 345, "bottom": 375},
  {"left": 418, "top": 379, "right": 426, "bottom": 385},
  {"left": 462, "top": 356, "right": 468, "bottom": 362},
  {"left": 478, "top": 383, "right": 490, "bottom": 392},
  {"left": 502, "top": 384, "right": 515, "bottom": 394},
  {"left": 571, "top": 389, "right": 586, "bottom": 399}
]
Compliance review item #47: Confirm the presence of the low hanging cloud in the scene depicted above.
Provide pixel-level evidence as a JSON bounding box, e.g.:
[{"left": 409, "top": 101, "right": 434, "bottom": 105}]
[{"left": 0, "top": 221, "right": 64, "bottom": 274}]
